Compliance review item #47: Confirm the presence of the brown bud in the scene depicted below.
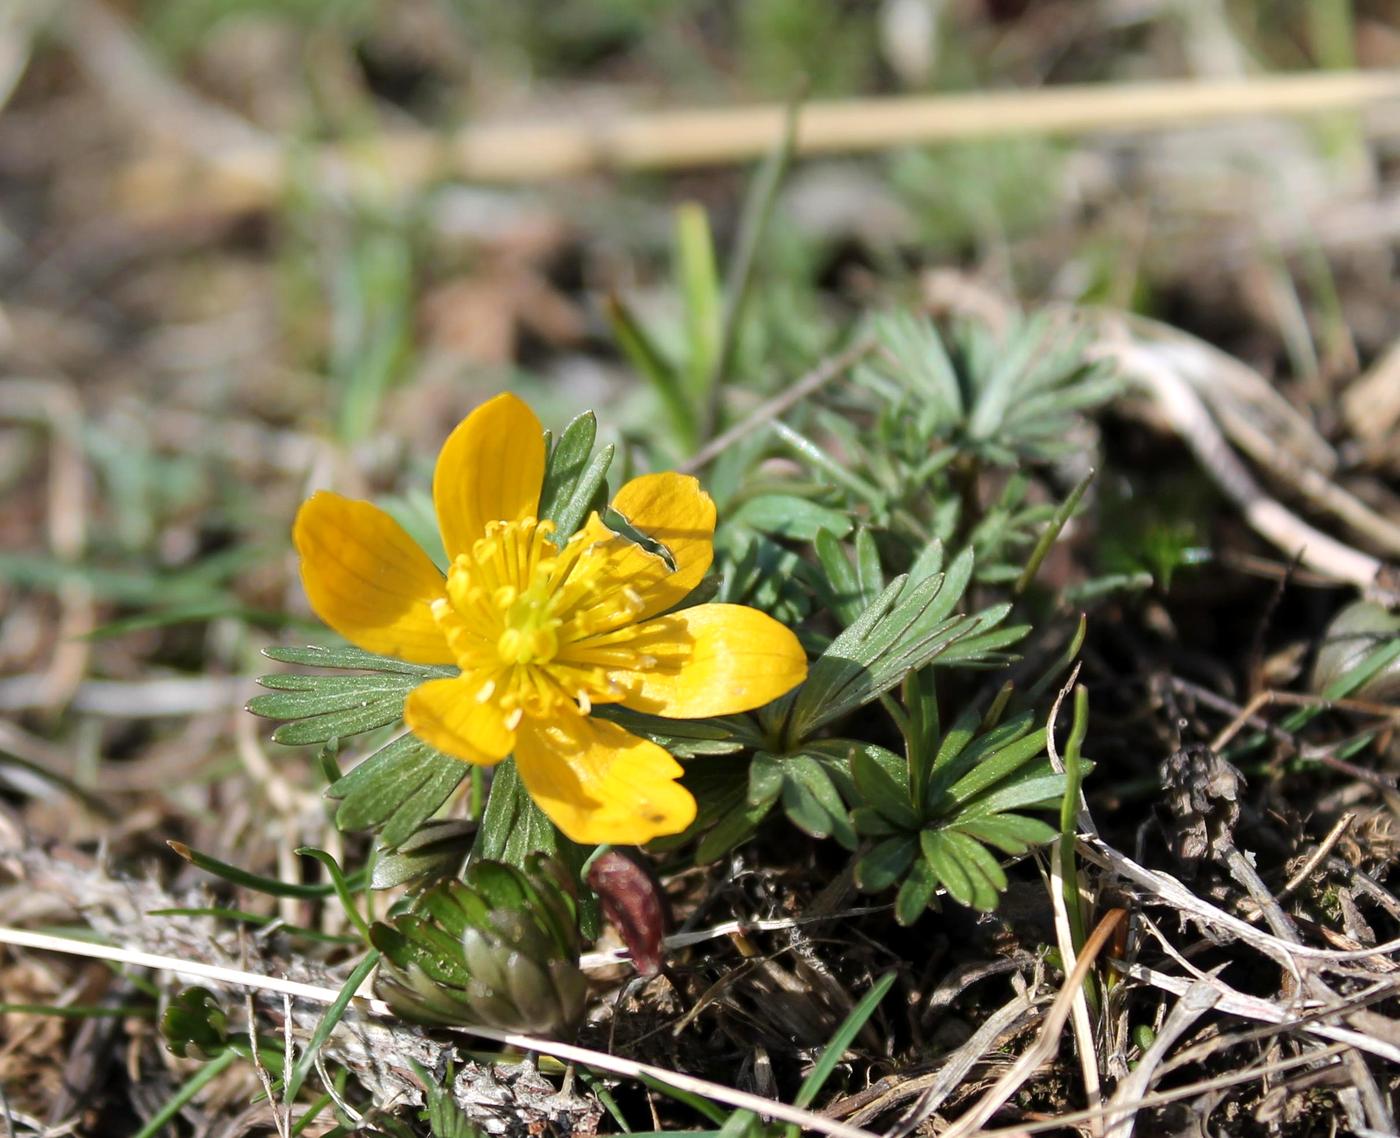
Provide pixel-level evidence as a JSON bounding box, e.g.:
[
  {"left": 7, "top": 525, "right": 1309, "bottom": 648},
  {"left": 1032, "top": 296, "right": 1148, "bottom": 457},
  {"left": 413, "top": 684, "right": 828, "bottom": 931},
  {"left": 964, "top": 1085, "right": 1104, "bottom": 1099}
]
[{"left": 587, "top": 849, "right": 668, "bottom": 977}]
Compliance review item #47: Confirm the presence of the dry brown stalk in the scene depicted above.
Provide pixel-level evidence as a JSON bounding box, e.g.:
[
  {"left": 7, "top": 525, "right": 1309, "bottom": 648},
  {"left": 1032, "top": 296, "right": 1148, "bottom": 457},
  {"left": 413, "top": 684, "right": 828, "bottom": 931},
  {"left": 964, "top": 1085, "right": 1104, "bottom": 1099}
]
[
  {"left": 106, "top": 70, "right": 1400, "bottom": 215},
  {"left": 940, "top": 909, "right": 1128, "bottom": 1138}
]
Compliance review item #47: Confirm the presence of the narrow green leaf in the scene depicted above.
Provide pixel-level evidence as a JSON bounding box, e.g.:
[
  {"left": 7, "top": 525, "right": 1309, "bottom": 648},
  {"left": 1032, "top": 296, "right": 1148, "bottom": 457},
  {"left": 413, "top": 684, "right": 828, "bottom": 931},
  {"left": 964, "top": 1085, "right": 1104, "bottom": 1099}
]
[
  {"left": 284, "top": 951, "right": 380, "bottom": 1102},
  {"left": 262, "top": 644, "right": 435, "bottom": 674},
  {"left": 601, "top": 707, "right": 763, "bottom": 757},
  {"left": 561, "top": 445, "right": 613, "bottom": 540},
  {"left": 930, "top": 703, "right": 983, "bottom": 773},
  {"left": 539, "top": 411, "right": 598, "bottom": 530},
  {"left": 606, "top": 293, "right": 694, "bottom": 449},
  {"left": 702, "top": 87, "right": 802, "bottom": 439},
  {"left": 855, "top": 836, "right": 917, "bottom": 892},
  {"left": 780, "top": 756, "right": 849, "bottom": 843},
  {"left": 853, "top": 527, "right": 884, "bottom": 611},
  {"left": 131, "top": 1049, "right": 239, "bottom": 1138},
  {"left": 1026, "top": 614, "right": 1088, "bottom": 702},
  {"left": 727, "top": 495, "right": 852, "bottom": 541},
  {"left": 851, "top": 806, "right": 900, "bottom": 837},
  {"left": 813, "top": 528, "right": 865, "bottom": 625},
  {"left": 925, "top": 711, "right": 1036, "bottom": 809},
  {"left": 850, "top": 744, "right": 918, "bottom": 830},
  {"left": 941, "top": 729, "right": 1049, "bottom": 808},
  {"left": 770, "top": 421, "right": 885, "bottom": 504},
  {"left": 295, "top": 847, "right": 372, "bottom": 942},
  {"left": 748, "top": 751, "right": 784, "bottom": 807},
  {"left": 792, "top": 971, "right": 896, "bottom": 1109},
  {"left": 1058, "top": 685, "right": 1092, "bottom": 957},
  {"left": 920, "top": 831, "right": 974, "bottom": 908},
  {"left": 676, "top": 202, "right": 721, "bottom": 397},
  {"left": 168, "top": 842, "right": 351, "bottom": 898},
  {"left": 942, "top": 831, "right": 1007, "bottom": 910},
  {"left": 958, "top": 774, "right": 1070, "bottom": 819},
  {"left": 1015, "top": 467, "right": 1096, "bottom": 596},
  {"left": 894, "top": 858, "right": 938, "bottom": 925},
  {"left": 693, "top": 794, "right": 774, "bottom": 863},
  {"left": 955, "top": 814, "right": 1056, "bottom": 855},
  {"left": 263, "top": 697, "right": 408, "bottom": 750},
  {"left": 473, "top": 758, "right": 558, "bottom": 861},
  {"left": 902, "top": 536, "right": 946, "bottom": 591}
]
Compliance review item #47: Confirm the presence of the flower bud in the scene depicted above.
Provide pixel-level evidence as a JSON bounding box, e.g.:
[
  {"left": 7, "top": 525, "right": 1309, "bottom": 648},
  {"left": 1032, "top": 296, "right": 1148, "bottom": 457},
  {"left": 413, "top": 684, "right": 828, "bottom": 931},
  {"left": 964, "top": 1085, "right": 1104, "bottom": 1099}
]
[{"left": 370, "top": 854, "right": 586, "bottom": 1036}]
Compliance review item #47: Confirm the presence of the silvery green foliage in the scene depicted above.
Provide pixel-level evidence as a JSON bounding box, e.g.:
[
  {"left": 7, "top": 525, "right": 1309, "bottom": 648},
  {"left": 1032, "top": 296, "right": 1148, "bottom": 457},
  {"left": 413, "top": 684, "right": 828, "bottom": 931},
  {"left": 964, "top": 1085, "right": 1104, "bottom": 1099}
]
[
  {"left": 853, "top": 310, "right": 1118, "bottom": 468},
  {"left": 717, "top": 310, "right": 1118, "bottom": 598}
]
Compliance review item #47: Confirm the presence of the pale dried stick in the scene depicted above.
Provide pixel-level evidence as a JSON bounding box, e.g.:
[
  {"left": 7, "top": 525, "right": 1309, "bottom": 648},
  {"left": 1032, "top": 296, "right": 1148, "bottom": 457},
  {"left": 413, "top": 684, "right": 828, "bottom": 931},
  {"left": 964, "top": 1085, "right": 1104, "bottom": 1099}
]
[
  {"left": 0, "top": 378, "right": 93, "bottom": 711},
  {"left": 1080, "top": 836, "right": 1400, "bottom": 969},
  {"left": 1103, "top": 981, "right": 1219, "bottom": 1138},
  {"left": 1121, "top": 958, "right": 1400, "bottom": 1065},
  {"left": 1042, "top": 669, "right": 1102, "bottom": 1133},
  {"left": 61, "top": 0, "right": 272, "bottom": 162},
  {"left": 115, "top": 71, "right": 1400, "bottom": 214},
  {"left": 0, "top": 927, "right": 882, "bottom": 1138},
  {"left": 1276, "top": 813, "right": 1357, "bottom": 905},
  {"left": 941, "top": 909, "right": 1127, "bottom": 1138},
  {"left": 0, "top": 0, "right": 48, "bottom": 115},
  {"left": 1096, "top": 340, "right": 1390, "bottom": 599},
  {"left": 981, "top": 1041, "right": 1349, "bottom": 1138},
  {"left": 876, "top": 996, "right": 1043, "bottom": 1133},
  {"left": 1047, "top": 840, "right": 1104, "bottom": 1136},
  {"left": 0, "top": 675, "right": 252, "bottom": 716},
  {"left": 1111, "top": 312, "right": 1337, "bottom": 473},
  {"left": 679, "top": 337, "right": 876, "bottom": 474}
]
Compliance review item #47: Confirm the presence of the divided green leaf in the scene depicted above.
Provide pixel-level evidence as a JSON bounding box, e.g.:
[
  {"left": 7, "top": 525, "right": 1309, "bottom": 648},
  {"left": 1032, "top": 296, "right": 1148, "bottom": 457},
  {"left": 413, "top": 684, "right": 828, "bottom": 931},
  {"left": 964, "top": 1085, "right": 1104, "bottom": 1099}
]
[{"left": 329, "top": 735, "right": 467, "bottom": 852}]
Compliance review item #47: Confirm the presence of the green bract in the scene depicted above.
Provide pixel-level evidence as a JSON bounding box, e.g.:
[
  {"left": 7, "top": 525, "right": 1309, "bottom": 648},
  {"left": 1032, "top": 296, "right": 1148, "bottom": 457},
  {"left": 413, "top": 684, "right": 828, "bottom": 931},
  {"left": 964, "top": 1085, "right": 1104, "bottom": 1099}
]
[{"left": 369, "top": 855, "right": 587, "bottom": 1035}]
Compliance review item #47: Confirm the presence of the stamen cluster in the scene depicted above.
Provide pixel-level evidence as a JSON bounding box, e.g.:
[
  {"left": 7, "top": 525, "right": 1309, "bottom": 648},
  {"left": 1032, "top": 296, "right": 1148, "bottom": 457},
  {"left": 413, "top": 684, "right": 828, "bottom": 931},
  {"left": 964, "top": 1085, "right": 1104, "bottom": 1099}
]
[{"left": 430, "top": 518, "right": 657, "bottom": 726}]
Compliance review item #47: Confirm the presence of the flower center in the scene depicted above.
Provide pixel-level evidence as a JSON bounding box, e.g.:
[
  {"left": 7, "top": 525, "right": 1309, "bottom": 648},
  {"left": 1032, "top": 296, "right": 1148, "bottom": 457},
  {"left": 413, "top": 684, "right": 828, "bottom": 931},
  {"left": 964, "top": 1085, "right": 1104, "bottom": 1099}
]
[
  {"left": 430, "top": 516, "right": 654, "bottom": 724},
  {"left": 497, "top": 580, "right": 560, "bottom": 665}
]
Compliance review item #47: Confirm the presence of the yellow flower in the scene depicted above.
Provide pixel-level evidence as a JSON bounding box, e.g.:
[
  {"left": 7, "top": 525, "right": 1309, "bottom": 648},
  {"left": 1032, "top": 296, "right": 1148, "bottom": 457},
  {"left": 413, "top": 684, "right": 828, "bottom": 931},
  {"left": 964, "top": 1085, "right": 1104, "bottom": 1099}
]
[{"left": 293, "top": 394, "right": 808, "bottom": 845}]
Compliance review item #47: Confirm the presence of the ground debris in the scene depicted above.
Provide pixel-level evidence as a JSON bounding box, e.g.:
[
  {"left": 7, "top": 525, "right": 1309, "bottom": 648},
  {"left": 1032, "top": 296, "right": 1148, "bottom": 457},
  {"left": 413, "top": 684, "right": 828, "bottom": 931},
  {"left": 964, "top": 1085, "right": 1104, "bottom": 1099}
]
[{"left": 0, "top": 832, "right": 604, "bottom": 1135}]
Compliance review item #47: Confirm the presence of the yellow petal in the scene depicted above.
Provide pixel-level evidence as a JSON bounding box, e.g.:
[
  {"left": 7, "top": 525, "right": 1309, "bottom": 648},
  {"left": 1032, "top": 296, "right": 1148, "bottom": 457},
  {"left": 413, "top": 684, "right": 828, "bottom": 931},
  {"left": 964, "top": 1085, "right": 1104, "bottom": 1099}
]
[
  {"left": 580, "top": 472, "right": 716, "bottom": 619},
  {"left": 434, "top": 393, "right": 546, "bottom": 561},
  {"left": 294, "top": 491, "right": 453, "bottom": 665},
  {"left": 513, "top": 714, "right": 696, "bottom": 844},
  {"left": 614, "top": 603, "right": 808, "bottom": 719},
  {"left": 405, "top": 677, "right": 516, "bottom": 765}
]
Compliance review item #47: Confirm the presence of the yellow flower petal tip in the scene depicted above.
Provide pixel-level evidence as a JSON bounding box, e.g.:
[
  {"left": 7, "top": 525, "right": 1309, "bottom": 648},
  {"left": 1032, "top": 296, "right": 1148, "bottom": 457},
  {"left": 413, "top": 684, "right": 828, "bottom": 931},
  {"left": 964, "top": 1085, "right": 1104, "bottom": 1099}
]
[
  {"left": 434, "top": 393, "right": 546, "bottom": 562},
  {"left": 293, "top": 395, "right": 808, "bottom": 846}
]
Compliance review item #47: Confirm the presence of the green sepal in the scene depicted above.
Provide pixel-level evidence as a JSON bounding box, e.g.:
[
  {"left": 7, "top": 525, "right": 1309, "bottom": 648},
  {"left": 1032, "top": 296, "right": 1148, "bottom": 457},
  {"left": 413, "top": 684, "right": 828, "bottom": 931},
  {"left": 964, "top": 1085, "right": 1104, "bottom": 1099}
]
[{"left": 539, "top": 411, "right": 613, "bottom": 541}]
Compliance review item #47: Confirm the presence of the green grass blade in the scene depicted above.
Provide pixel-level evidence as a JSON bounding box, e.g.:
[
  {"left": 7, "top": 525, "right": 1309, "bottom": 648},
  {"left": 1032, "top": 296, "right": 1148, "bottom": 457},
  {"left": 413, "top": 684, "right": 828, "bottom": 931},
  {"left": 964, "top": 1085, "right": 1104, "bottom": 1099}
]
[
  {"left": 792, "top": 970, "right": 896, "bottom": 1110},
  {"left": 283, "top": 950, "right": 380, "bottom": 1103},
  {"left": 168, "top": 841, "right": 362, "bottom": 898},
  {"left": 294, "top": 848, "right": 372, "bottom": 942},
  {"left": 132, "top": 1048, "right": 238, "bottom": 1138}
]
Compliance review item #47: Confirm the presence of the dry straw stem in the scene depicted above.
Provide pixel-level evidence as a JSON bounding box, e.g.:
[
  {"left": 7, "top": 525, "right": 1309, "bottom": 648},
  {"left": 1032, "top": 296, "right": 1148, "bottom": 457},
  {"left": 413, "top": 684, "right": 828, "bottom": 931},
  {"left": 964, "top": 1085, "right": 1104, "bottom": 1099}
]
[
  {"left": 113, "top": 69, "right": 1400, "bottom": 215},
  {"left": 940, "top": 909, "right": 1128, "bottom": 1138}
]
